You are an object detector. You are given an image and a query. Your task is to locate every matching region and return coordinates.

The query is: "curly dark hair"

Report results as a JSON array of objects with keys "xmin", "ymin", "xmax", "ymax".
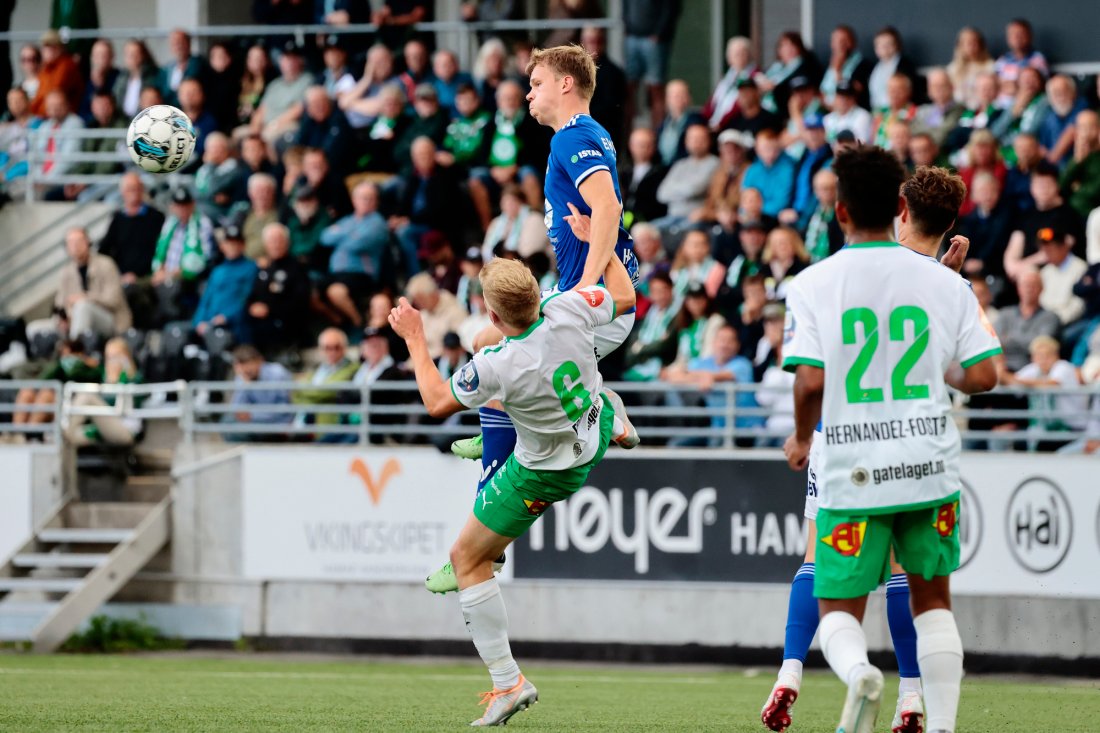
[
  {"xmin": 833, "ymin": 146, "xmax": 907, "ymax": 231},
  {"xmin": 900, "ymin": 166, "xmax": 967, "ymax": 237}
]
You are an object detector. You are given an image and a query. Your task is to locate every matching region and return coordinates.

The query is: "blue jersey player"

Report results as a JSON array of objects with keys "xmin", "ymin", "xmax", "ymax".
[{"xmin": 425, "ymin": 45, "xmax": 640, "ymax": 595}]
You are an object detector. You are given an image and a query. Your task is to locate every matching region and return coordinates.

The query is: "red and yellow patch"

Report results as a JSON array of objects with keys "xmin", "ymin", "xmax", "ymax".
[
  {"xmin": 933, "ymin": 501, "xmax": 958, "ymax": 537},
  {"xmin": 821, "ymin": 521, "xmax": 867, "ymax": 557},
  {"xmin": 523, "ymin": 498, "xmax": 551, "ymax": 516}
]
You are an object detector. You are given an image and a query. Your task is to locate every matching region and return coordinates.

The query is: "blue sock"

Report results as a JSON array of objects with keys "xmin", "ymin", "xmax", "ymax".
[
  {"xmin": 886, "ymin": 573, "xmax": 921, "ymax": 679},
  {"xmin": 477, "ymin": 407, "xmax": 515, "ymax": 495},
  {"xmin": 783, "ymin": 562, "xmax": 819, "ymax": 663}
]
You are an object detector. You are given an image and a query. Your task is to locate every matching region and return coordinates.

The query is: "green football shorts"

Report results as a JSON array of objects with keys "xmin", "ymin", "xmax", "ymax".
[
  {"xmin": 813, "ymin": 492, "xmax": 962, "ymax": 600},
  {"xmin": 472, "ymin": 394, "xmax": 615, "ymax": 538}
]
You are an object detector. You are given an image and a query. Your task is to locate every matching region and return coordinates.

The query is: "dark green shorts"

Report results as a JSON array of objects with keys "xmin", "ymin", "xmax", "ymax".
[
  {"xmin": 814, "ymin": 493, "xmax": 961, "ymax": 599},
  {"xmin": 472, "ymin": 395, "xmax": 615, "ymax": 538}
]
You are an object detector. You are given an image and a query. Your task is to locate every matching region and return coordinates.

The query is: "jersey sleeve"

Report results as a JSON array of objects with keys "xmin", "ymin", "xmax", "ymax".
[
  {"xmin": 781, "ymin": 277, "xmax": 825, "ymax": 372},
  {"xmin": 543, "ymin": 287, "xmax": 616, "ymax": 329},
  {"xmin": 954, "ymin": 285, "xmax": 1003, "ymax": 368},
  {"xmin": 449, "ymin": 349, "xmax": 502, "ymax": 409},
  {"xmin": 555, "ymin": 127, "xmax": 612, "ymax": 189}
]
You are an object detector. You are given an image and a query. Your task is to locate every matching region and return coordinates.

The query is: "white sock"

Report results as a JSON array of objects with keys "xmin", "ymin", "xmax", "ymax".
[
  {"xmin": 819, "ymin": 611, "xmax": 871, "ymax": 687},
  {"xmin": 898, "ymin": 676, "xmax": 923, "ymax": 696},
  {"xmin": 914, "ymin": 609, "xmax": 963, "ymax": 733},
  {"xmin": 459, "ymin": 577, "xmax": 521, "ymax": 690},
  {"xmin": 778, "ymin": 658, "xmax": 803, "ymax": 681}
]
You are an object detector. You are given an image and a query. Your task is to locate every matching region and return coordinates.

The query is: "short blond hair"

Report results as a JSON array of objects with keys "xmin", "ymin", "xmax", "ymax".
[
  {"xmin": 480, "ymin": 258, "xmax": 540, "ymax": 328},
  {"xmin": 1029, "ymin": 334, "xmax": 1059, "ymax": 355},
  {"xmin": 526, "ymin": 45, "xmax": 597, "ymax": 101}
]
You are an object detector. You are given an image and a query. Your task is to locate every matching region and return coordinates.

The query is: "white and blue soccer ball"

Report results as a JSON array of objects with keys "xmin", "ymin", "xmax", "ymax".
[{"xmin": 126, "ymin": 105, "xmax": 196, "ymax": 173}]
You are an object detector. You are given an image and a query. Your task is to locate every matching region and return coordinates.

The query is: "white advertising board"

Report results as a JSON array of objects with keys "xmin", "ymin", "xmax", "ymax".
[
  {"xmin": 954, "ymin": 453, "xmax": 1100, "ymax": 598},
  {"xmin": 0, "ymin": 448, "xmax": 33, "ymax": 562},
  {"xmin": 241, "ymin": 447, "xmax": 485, "ymax": 582}
]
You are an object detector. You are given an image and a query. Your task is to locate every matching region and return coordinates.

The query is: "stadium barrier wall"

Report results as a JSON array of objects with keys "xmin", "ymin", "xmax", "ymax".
[
  {"xmin": 150, "ymin": 444, "xmax": 1100, "ymax": 665},
  {"xmin": 0, "ymin": 445, "xmax": 64, "ymax": 560}
]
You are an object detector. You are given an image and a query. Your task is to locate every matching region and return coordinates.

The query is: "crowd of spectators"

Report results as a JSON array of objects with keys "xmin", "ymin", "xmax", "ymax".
[{"xmin": 2, "ymin": 8, "xmax": 1099, "ymax": 452}]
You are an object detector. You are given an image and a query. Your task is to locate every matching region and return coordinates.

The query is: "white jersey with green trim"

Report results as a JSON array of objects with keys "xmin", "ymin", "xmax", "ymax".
[
  {"xmin": 450, "ymin": 286, "xmax": 615, "ymax": 471},
  {"xmin": 782, "ymin": 241, "xmax": 1002, "ymax": 513}
]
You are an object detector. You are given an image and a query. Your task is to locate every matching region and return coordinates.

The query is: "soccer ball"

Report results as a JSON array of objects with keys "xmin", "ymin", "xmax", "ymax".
[{"xmin": 126, "ymin": 105, "xmax": 196, "ymax": 173}]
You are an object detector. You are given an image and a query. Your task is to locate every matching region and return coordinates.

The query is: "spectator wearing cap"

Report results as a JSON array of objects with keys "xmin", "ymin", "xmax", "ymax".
[
  {"xmin": 191, "ymin": 225, "xmax": 258, "ymax": 344},
  {"xmin": 391, "ymin": 137, "xmax": 464, "ymax": 276},
  {"xmin": 722, "ymin": 78, "xmax": 782, "ymax": 138},
  {"xmin": 320, "ymin": 37, "xmax": 357, "ymax": 98},
  {"xmin": 655, "ymin": 80, "xmax": 705, "ymax": 167},
  {"xmin": 247, "ymin": 222, "xmax": 312, "ymax": 355},
  {"xmin": 820, "ymin": 25, "xmax": 872, "ymax": 109},
  {"xmin": 98, "ymin": 173, "xmax": 165, "ymax": 325},
  {"xmin": 652, "ymin": 124, "xmax": 719, "ymax": 236},
  {"xmin": 868, "ymin": 27, "xmax": 920, "ymax": 113},
  {"xmin": 741, "ymin": 129, "xmax": 796, "ymax": 220},
  {"xmin": 319, "ymin": 181, "xmax": 389, "ymax": 327},
  {"xmin": 696, "ymin": 129, "xmax": 751, "ymax": 235},
  {"xmin": 619, "ymin": 127, "xmax": 668, "ymax": 227},
  {"xmin": 1004, "ymin": 164, "xmax": 1086, "ymax": 283},
  {"xmin": 704, "ymin": 37, "xmax": 758, "ymax": 132},
  {"xmin": 783, "ymin": 114, "xmax": 832, "ymax": 226},
  {"xmin": 194, "ymin": 132, "xmax": 247, "ymax": 225},
  {"xmin": 393, "ymin": 83, "xmax": 449, "ymax": 176},
  {"xmin": 439, "ymin": 83, "xmax": 492, "ymax": 174},
  {"xmin": 872, "ymin": 73, "xmax": 918, "ymax": 149},
  {"xmin": 30, "ymin": 30, "xmax": 82, "ymax": 117},
  {"xmin": 33, "ymin": 90, "xmax": 84, "ymax": 185},
  {"xmin": 823, "ymin": 80, "xmax": 872, "ymax": 144},
  {"xmin": 1060, "ymin": 110, "xmax": 1100, "ymax": 219},
  {"xmin": 295, "ymin": 86, "xmax": 352, "ymax": 173},
  {"xmin": 1036, "ymin": 227, "xmax": 1088, "ymax": 325},
  {"xmin": 431, "ymin": 49, "xmax": 474, "ymax": 116},
  {"xmin": 226, "ymin": 344, "xmax": 294, "ymax": 441},
  {"xmin": 911, "ymin": 69, "xmax": 964, "ymax": 148},
  {"xmin": 249, "ymin": 41, "xmax": 314, "ymax": 147},
  {"xmin": 405, "ymin": 272, "xmax": 468, "ymax": 359},
  {"xmin": 152, "ymin": 187, "xmax": 216, "ymax": 287},
  {"xmin": 158, "ymin": 29, "xmax": 205, "ymax": 108},
  {"xmin": 480, "ymin": 183, "xmax": 549, "ymax": 261},
  {"xmin": 581, "ymin": 26, "xmax": 627, "ymax": 151},
  {"xmin": 282, "ymin": 184, "xmax": 333, "ymax": 278},
  {"xmin": 435, "ymin": 331, "xmax": 471, "ymax": 380}
]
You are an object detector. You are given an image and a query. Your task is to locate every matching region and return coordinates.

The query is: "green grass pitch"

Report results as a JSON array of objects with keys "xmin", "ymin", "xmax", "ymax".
[{"xmin": 0, "ymin": 654, "xmax": 1095, "ymax": 731}]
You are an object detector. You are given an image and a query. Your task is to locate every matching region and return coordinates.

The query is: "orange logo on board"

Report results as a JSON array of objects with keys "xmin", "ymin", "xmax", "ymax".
[
  {"xmin": 349, "ymin": 457, "xmax": 401, "ymax": 505},
  {"xmin": 821, "ymin": 521, "xmax": 867, "ymax": 556},
  {"xmin": 582, "ymin": 289, "xmax": 605, "ymax": 308},
  {"xmin": 934, "ymin": 501, "xmax": 958, "ymax": 537}
]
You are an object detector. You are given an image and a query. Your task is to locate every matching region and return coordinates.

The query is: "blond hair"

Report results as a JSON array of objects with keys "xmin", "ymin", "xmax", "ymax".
[
  {"xmin": 479, "ymin": 257, "xmax": 540, "ymax": 328},
  {"xmin": 525, "ymin": 45, "xmax": 597, "ymax": 101},
  {"xmin": 763, "ymin": 226, "xmax": 810, "ymax": 263},
  {"xmin": 1029, "ymin": 334, "xmax": 1060, "ymax": 355}
]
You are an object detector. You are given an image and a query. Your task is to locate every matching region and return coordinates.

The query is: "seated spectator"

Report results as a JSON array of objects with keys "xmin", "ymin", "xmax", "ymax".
[
  {"xmin": 970, "ymin": 277, "xmax": 1001, "ymax": 333},
  {"xmin": 1040, "ymin": 75, "xmax": 1087, "ymax": 167},
  {"xmin": 194, "ymin": 132, "xmax": 247, "ymax": 225},
  {"xmin": 394, "ymin": 83, "xmax": 449, "ymax": 176},
  {"xmin": 706, "ymin": 37, "xmax": 757, "ymax": 132},
  {"xmin": 1003, "ymin": 132, "xmax": 1042, "ymax": 214},
  {"xmin": 17, "ymin": 44, "xmax": 41, "ymax": 101},
  {"xmin": 630, "ymin": 222, "xmax": 670, "ymax": 296},
  {"xmin": 455, "ymin": 248, "xmax": 484, "ymax": 314},
  {"xmin": 802, "ymin": 169, "xmax": 844, "ymax": 262},
  {"xmin": 997, "ymin": 269, "xmax": 1061, "ymax": 371},
  {"xmin": 867, "ymin": 26, "xmax": 919, "ymax": 113},
  {"xmin": 78, "ymin": 40, "xmax": 119, "ymax": 121},
  {"xmin": 670, "ymin": 228, "xmax": 720, "ymax": 297},
  {"xmin": 819, "ymin": 25, "xmax": 872, "ymax": 109},
  {"xmin": 248, "ymin": 42, "xmax": 314, "ymax": 148},
  {"xmin": 1004, "ymin": 334, "xmax": 1088, "ymax": 450},
  {"xmin": 439, "ymin": 83, "xmax": 492, "ymax": 174},
  {"xmin": 177, "ymin": 78, "xmax": 218, "ymax": 160},
  {"xmin": 30, "ymin": 30, "xmax": 82, "ymax": 118},
  {"xmin": 319, "ymin": 182, "xmax": 389, "ymax": 328},
  {"xmin": 472, "ymin": 37, "xmax": 508, "ymax": 114},
  {"xmin": 239, "ymin": 133, "xmax": 274, "ymax": 179},
  {"xmin": 434, "ymin": 331, "xmax": 470, "ymax": 380},
  {"xmin": 295, "ymin": 86, "xmax": 352, "ymax": 173},
  {"xmin": 906, "ymin": 131, "xmax": 941, "ymax": 171},
  {"xmin": 1037, "ymin": 227, "xmax": 1088, "ymax": 326},
  {"xmin": 65, "ymin": 337, "xmax": 143, "ymax": 447},
  {"xmin": 282, "ymin": 184, "xmax": 333, "ymax": 278},
  {"xmin": 1060, "ymin": 110, "xmax": 1100, "ymax": 219},
  {"xmin": 755, "ymin": 31, "xmax": 820, "ymax": 117},
  {"xmin": 55, "ymin": 90, "xmax": 126, "ymax": 202},
  {"xmin": 994, "ymin": 18, "xmax": 1049, "ymax": 85},
  {"xmin": 481, "ymin": 184, "xmax": 549, "ymax": 261},
  {"xmin": 365, "ymin": 292, "xmax": 410, "ymax": 362},
  {"xmin": 620, "ymin": 127, "xmax": 668, "ymax": 226},
  {"xmin": 948, "ymin": 71, "xmax": 1001, "ymax": 152},
  {"xmin": 736, "ymin": 188, "xmax": 776, "ymax": 233},
  {"xmin": 396, "ymin": 38, "xmax": 433, "ymax": 101},
  {"xmin": 752, "ymin": 301, "xmax": 787, "ymax": 375},
  {"xmin": 151, "ymin": 188, "xmax": 216, "ymax": 315},
  {"xmin": 1004, "ymin": 165, "xmax": 1086, "ymax": 283},
  {"xmin": 205, "ymin": 42, "xmax": 241, "ymax": 134},
  {"xmin": 911, "ymin": 68, "xmax": 964, "ymax": 148},
  {"xmin": 623, "ymin": 271, "xmax": 678, "ymax": 381},
  {"xmin": 723, "ymin": 273, "xmax": 768, "ymax": 357},
  {"xmin": 823, "ymin": 80, "xmax": 872, "ymax": 144},
  {"xmin": 338, "ymin": 43, "xmax": 398, "ymax": 129},
  {"xmin": 947, "ymin": 27, "xmax": 995, "ymax": 110},
  {"xmin": 232, "ymin": 173, "xmax": 280, "ymax": 261},
  {"xmin": 754, "ymin": 306, "xmax": 796, "ymax": 444},
  {"xmin": 248, "ymin": 222, "xmax": 312, "ymax": 356},
  {"xmin": 957, "ymin": 172, "xmax": 1014, "ymax": 279},
  {"xmin": 467, "ymin": 80, "xmax": 548, "ymax": 230},
  {"xmin": 779, "ymin": 76, "xmax": 825, "ymax": 160},
  {"xmin": 158, "ymin": 29, "xmax": 204, "ymax": 108},
  {"xmin": 391, "ymin": 138, "xmax": 464, "ymax": 276},
  {"xmin": 34, "ymin": 227, "xmax": 131, "ymax": 342},
  {"xmin": 653, "ymin": 124, "xmax": 720, "ymax": 235},
  {"xmin": 1070, "ymin": 257, "xmax": 1100, "ymax": 364},
  {"xmin": 319, "ymin": 37, "xmax": 356, "ymax": 99},
  {"xmin": 872, "ymin": 73, "xmax": 918, "ymax": 148},
  {"xmin": 13, "ymin": 339, "xmax": 100, "ymax": 434},
  {"xmin": 695, "ymin": 129, "xmax": 752, "ymax": 234},
  {"xmin": 990, "ymin": 66, "xmax": 1047, "ymax": 147},
  {"xmin": 714, "ymin": 219, "xmax": 768, "ymax": 317},
  {"xmin": 192, "ymin": 226, "xmax": 258, "ymax": 344},
  {"xmin": 656, "ymin": 80, "xmax": 705, "ymax": 167},
  {"xmin": 431, "ymin": 49, "xmax": 474, "ymax": 116},
  {"xmin": 0, "ymin": 87, "xmax": 42, "ymax": 189},
  {"xmin": 761, "ymin": 226, "xmax": 808, "ymax": 301},
  {"xmin": 34, "ymin": 91, "xmax": 84, "ymax": 190},
  {"xmin": 405, "ymin": 272, "xmax": 468, "ymax": 359},
  {"xmin": 783, "ymin": 115, "xmax": 832, "ymax": 225},
  {"xmin": 1056, "ymin": 361, "xmax": 1100, "ymax": 455},
  {"xmin": 958, "ymin": 129, "xmax": 1007, "ymax": 216},
  {"xmin": 293, "ymin": 328, "xmax": 359, "ymax": 434},
  {"xmin": 98, "ymin": 173, "xmax": 165, "ymax": 327},
  {"xmin": 722, "ymin": 78, "xmax": 782, "ymax": 137},
  {"xmin": 741, "ymin": 129, "xmax": 796, "ymax": 220},
  {"xmin": 667, "ymin": 285, "xmax": 725, "ymax": 369},
  {"xmin": 357, "ymin": 83, "xmax": 411, "ymax": 173},
  {"xmin": 294, "ymin": 147, "xmax": 352, "ymax": 220},
  {"xmin": 226, "ymin": 344, "xmax": 294, "ymax": 441},
  {"xmin": 355, "ymin": 326, "xmax": 406, "ymax": 385},
  {"xmin": 112, "ymin": 40, "xmax": 157, "ymax": 119}
]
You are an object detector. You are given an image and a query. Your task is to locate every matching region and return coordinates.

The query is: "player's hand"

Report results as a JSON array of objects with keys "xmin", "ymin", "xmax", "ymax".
[
  {"xmin": 939, "ymin": 235, "xmax": 970, "ymax": 273},
  {"xmin": 783, "ymin": 434, "xmax": 811, "ymax": 471},
  {"xmin": 563, "ymin": 202, "xmax": 592, "ymax": 243},
  {"xmin": 388, "ymin": 297, "xmax": 424, "ymax": 340}
]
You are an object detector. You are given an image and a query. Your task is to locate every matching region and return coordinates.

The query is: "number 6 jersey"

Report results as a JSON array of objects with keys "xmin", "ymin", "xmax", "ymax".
[
  {"xmin": 782, "ymin": 242, "xmax": 1002, "ymax": 513},
  {"xmin": 450, "ymin": 286, "xmax": 616, "ymax": 471}
]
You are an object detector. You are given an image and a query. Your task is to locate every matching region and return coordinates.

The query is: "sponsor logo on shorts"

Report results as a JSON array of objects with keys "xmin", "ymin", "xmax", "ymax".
[
  {"xmin": 1006, "ymin": 477, "xmax": 1072, "ymax": 573},
  {"xmin": 933, "ymin": 501, "xmax": 959, "ymax": 537},
  {"xmin": 524, "ymin": 498, "xmax": 551, "ymax": 516},
  {"xmin": 348, "ymin": 457, "xmax": 401, "ymax": 505},
  {"xmin": 821, "ymin": 520, "xmax": 866, "ymax": 557},
  {"xmin": 582, "ymin": 289, "xmax": 605, "ymax": 308}
]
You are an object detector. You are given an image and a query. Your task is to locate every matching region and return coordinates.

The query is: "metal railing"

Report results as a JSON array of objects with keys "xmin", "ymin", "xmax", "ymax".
[
  {"xmin": 42, "ymin": 378, "xmax": 1099, "ymax": 451},
  {"xmin": 0, "ymin": 380, "xmax": 63, "ymax": 443}
]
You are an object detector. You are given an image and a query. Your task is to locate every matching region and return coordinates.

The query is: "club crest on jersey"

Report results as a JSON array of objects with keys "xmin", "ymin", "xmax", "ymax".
[
  {"xmin": 934, "ymin": 501, "xmax": 959, "ymax": 537},
  {"xmin": 822, "ymin": 520, "xmax": 867, "ymax": 556},
  {"xmin": 457, "ymin": 362, "xmax": 479, "ymax": 393},
  {"xmin": 524, "ymin": 498, "xmax": 551, "ymax": 516},
  {"xmin": 582, "ymin": 289, "xmax": 605, "ymax": 308}
]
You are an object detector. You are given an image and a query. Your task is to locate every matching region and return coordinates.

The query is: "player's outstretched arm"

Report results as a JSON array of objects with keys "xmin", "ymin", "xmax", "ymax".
[
  {"xmin": 575, "ymin": 170, "xmax": 623, "ymax": 289},
  {"xmin": 784, "ymin": 365, "xmax": 824, "ymax": 470},
  {"xmin": 602, "ymin": 251, "xmax": 637, "ymax": 317},
  {"xmin": 389, "ymin": 298, "xmax": 465, "ymax": 418}
]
